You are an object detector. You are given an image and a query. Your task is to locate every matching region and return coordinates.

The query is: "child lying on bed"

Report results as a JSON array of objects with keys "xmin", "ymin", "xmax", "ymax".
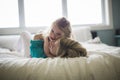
[{"xmin": 30, "ymin": 33, "xmax": 87, "ymax": 58}]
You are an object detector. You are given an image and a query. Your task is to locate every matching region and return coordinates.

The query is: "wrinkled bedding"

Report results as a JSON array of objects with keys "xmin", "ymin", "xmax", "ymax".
[
  {"xmin": 81, "ymin": 42, "xmax": 120, "ymax": 56},
  {"xmin": 0, "ymin": 43, "xmax": 120, "ymax": 80}
]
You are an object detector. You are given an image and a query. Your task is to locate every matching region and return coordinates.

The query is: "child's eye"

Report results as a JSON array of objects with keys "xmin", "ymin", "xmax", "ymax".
[
  {"xmin": 51, "ymin": 29, "xmax": 54, "ymax": 33},
  {"xmin": 56, "ymin": 33, "xmax": 61, "ymax": 36}
]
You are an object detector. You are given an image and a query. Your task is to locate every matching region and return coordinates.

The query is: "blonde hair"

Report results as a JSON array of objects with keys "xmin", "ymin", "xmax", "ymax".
[
  {"xmin": 57, "ymin": 38, "xmax": 87, "ymax": 58},
  {"xmin": 49, "ymin": 17, "xmax": 72, "ymax": 38},
  {"xmin": 36, "ymin": 17, "xmax": 73, "ymax": 39}
]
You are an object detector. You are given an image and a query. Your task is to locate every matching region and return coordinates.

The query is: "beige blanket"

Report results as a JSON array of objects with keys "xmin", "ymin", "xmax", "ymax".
[{"xmin": 0, "ymin": 52, "xmax": 120, "ymax": 80}]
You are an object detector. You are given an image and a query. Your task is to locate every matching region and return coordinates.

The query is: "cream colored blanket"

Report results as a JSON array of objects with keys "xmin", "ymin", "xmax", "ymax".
[{"xmin": 0, "ymin": 52, "xmax": 120, "ymax": 80}]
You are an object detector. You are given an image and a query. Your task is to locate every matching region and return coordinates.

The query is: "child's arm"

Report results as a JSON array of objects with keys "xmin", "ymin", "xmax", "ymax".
[
  {"xmin": 33, "ymin": 33, "xmax": 55, "ymax": 57},
  {"xmin": 34, "ymin": 33, "xmax": 44, "ymax": 40},
  {"xmin": 44, "ymin": 36, "xmax": 55, "ymax": 57}
]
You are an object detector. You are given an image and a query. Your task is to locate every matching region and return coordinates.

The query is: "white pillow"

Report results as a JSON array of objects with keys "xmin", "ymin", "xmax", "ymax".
[
  {"xmin": 72, "ymin": 27, "xmax": 92, "ymax": 42},
  {"xmin": 17, "ymin": 31, "xmax": 32, "ymax": 57},
  {"xmin": 0, "ymin": 35, "xmax": 20, "ymax": 51},
  {"xmin": 86, "ymin": 37, "xmax": 102, "ymax": 44}
]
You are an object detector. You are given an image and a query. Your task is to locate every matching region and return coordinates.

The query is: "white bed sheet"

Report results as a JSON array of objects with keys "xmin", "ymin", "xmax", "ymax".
[
  {"xmin": 0, "ymin": 53, "xmax": 120, "ymax": 80},
  {"xmin": 81, "ymin": 42, "xmax": 120, "ymax": 56},
  {"xmin": 0, "ymin": 43, "xmax": 120, "ymax": 80},
  {"xmin": 0, "ymin": 48, "xmax": 24, "ymax": 58}
]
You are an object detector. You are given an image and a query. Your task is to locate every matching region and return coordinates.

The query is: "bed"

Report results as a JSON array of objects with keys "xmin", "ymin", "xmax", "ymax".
[{"xmin": 0, "ymin": 27, "xmax": 120, "ymax": 80}]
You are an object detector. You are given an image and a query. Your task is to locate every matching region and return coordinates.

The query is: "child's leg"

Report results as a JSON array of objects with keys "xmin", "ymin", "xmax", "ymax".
[{"xmin": 20, "ymin": 31, "xmax": 32, "ymax": 57}]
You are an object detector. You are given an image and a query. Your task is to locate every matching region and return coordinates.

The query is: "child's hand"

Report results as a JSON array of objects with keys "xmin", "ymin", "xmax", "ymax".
[{"xmin": 44, "ymin": 36, "xmax": 56, "ymax": 57}]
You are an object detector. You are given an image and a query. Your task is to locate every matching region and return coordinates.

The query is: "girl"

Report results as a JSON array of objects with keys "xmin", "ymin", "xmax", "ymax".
[{"xmin": 30, "ymin": 17, "xmax": 73, "ymax": 58}]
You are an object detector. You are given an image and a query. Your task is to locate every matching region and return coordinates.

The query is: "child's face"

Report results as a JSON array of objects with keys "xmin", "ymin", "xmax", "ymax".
[
  {"xmin": 49, "ymin": 39, "xmax": 60, "ymax": 56},
  {"xmin": 49, "ymin": 25, "xmax": 64, "ymax": 41}
]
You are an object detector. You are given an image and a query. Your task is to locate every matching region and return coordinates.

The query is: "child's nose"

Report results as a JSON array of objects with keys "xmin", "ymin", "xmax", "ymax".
[{"xmin": 51, "ymin": 34, "xmax": 56, "ymax": 40}]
